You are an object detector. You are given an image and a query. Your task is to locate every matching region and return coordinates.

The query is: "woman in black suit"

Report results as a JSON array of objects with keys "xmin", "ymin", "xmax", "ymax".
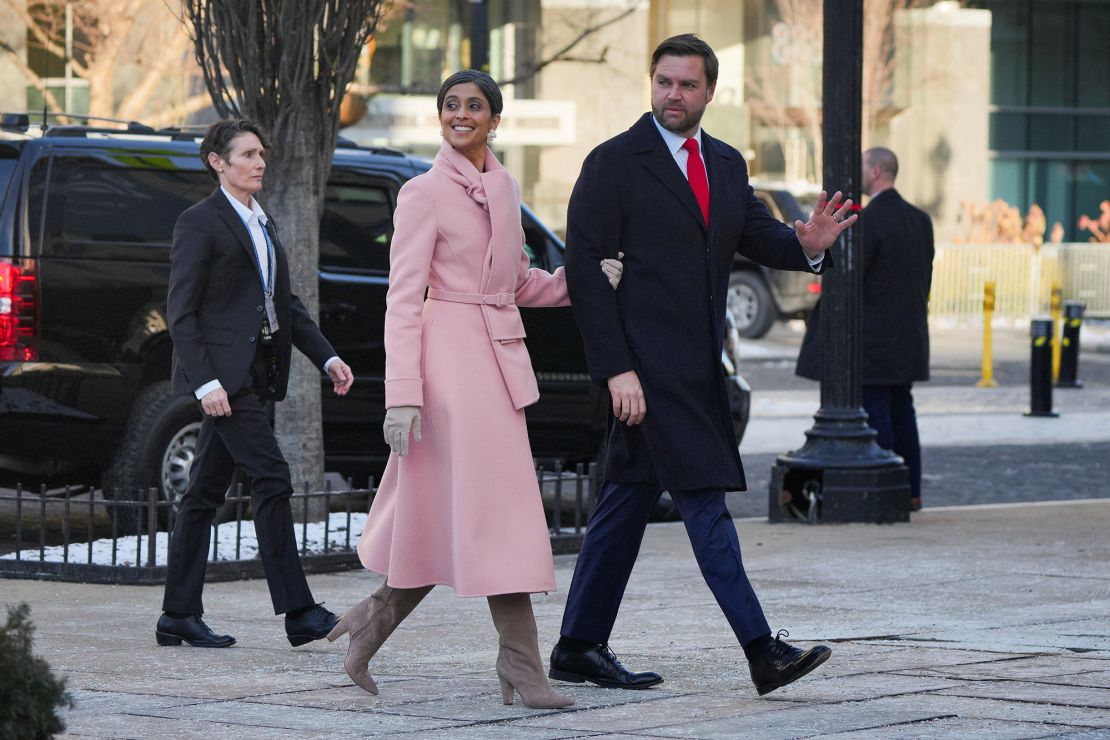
[{"xmin": 156, "ymin": 119, "xmax": 354, "ymax": 650}]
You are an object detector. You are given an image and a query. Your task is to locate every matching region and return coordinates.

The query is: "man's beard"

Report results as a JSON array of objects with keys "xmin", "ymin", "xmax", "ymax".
[{"xmin": 652, "ymin": 103, "xmax": 707, "ymax": 135}]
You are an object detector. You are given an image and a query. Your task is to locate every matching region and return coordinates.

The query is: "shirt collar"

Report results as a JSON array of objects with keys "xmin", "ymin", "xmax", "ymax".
[
  {"xmin": 651, "ymin": 115, "xmax": 703, "ymax": 157},
  {"xmin": 220, "ymin": 186, "xmax": 268, "ymax": 226}
]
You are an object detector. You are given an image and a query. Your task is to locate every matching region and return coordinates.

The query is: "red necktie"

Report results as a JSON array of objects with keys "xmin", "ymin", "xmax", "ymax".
[{"xmin": 682, "ymin": 138, "xmax": 709, "ymax": 225}]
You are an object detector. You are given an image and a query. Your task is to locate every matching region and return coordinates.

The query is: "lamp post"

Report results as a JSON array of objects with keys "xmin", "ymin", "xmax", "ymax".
[{"xmin": 768, "ymin": 0, "xmax": 911, "ymax": 524}]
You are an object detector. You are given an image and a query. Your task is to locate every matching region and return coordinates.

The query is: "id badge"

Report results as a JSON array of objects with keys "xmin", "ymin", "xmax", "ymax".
[{"xmin": 264, "ymin": 293, "xmax": 280, "ymax": 333}]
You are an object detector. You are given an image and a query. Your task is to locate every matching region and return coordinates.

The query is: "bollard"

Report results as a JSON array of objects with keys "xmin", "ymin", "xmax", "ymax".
[
  {"xmin": 1050, "ymin": 283, "xmax": 1062, "ymax": 382},
  {"xmin": 1057, "ymin": 301, "xmax": 1085, "ymax": 388},
  {"xmin": 1026, "ymin": 318, "xmax": 1059, "ymax": 418},
  {"xmin": 977, "ymin": 281, "xmax": 997, "ymax": 387}
]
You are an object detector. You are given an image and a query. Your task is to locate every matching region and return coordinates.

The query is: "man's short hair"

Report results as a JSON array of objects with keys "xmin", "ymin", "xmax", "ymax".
[
  {"xmin": 864, "ymin": 147, "xmax": 899, "ymax": 181},
  {"xmin": 650, "ymin": 33, "xmax": 719, "ymax": 88},
  {"xmin": 199, "ymin": 119, "xmax": 270, "ymax": 182}
]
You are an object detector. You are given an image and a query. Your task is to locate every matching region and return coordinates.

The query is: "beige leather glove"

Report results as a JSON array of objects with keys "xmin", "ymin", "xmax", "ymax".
[
  {"xmin": 601, "ymin": 251, "xmax": 625, "ymax": 290},
  {"xmin": 383, "ymin": 406, "xmax": 421, "ymax": 456}
]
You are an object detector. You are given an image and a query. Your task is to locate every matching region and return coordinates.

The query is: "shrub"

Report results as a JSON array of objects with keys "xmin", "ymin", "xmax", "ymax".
[{"xmin": 0, "ymin": 603, "xmax": 74, "ymax": 740}]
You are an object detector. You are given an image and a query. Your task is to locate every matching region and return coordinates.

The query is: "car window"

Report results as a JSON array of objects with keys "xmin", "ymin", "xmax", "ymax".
[
  {"xmin": 41, "ymin": 157, "xmax": 209, "ymax": 252},
  {"xmin": 0, "ymin": 143, "xmax": 20, "ymax": 205},
  {"xmin": 320, "ymin": 176, "xmax": 393, "ymax": 273}
]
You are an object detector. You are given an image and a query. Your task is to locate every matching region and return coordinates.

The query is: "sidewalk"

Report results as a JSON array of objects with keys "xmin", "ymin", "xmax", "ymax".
[{"xmin": 6, "ymin": 499, "xmax": 1109, "ymax": 738}]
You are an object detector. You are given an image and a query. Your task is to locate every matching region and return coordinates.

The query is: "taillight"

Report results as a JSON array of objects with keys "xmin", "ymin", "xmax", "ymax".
[{"xmin": 0, "ymin": 260, "xmax": 38, "ymax": 361}]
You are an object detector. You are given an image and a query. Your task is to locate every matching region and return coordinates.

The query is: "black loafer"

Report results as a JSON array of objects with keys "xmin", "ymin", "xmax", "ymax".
[
  {"xmin": 748, "ymin": 630, "xmax": 831, "ymax": 696},
  {"xmin": 549, "ymin": 643, "xmax": 663, "ymax": 689},
  {"xmin": 155, "ymin": 614, "xmax": 236, "ymax": 648},
  {"xmin": 285, "ymin": 603, "xmax": 339, "ymax": 647}
]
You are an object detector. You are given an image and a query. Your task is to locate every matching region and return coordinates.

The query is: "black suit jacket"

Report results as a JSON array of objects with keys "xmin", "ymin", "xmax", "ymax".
[
  {"xmin": 565, "ymin": 113, "xmax": 828, "ymax": 491},
  {"xmin": 167, "ymin": 188, "xmax": 335, "ymax": 401},
  {"xmin": 796, "ymin": 188, "xmax": 934, "ymax": 385}
]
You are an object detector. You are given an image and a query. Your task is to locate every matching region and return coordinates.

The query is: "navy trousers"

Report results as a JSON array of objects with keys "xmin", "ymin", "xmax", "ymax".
[
  {"xmin": 560, "ymin": 480, "xmax": 770, "ymax": 647},
  {"xmin": 862, "ymin": 383, "xmax": 922, "ymax": 499}
]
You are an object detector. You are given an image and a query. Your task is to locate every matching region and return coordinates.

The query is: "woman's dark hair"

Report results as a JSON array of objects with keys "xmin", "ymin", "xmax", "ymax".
[
  {"xmin": 199, "ymin": 119, "xmax": 270, "ymax": 182},
  {"xmin": 650, "ymin": 33, "xmax": 719, "ymax": 88},
  {"xmin": 436, "ymin": 70, "xmax": 503, "ymax": 116}
]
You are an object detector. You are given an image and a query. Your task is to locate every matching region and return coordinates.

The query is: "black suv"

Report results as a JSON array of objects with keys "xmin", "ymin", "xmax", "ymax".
[{"xmin": 0, "ymin": 118, "xmax": 749, "ymax": 508}]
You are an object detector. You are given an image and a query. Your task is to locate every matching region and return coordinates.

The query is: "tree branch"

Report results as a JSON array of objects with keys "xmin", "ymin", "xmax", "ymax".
[
  {"xmin": 498, "ymin": 4, "xmax": 636, "ymax": 88},
  {"xmin": 0, "ymin": 38, "xmax": 66, "ymax": 116}
]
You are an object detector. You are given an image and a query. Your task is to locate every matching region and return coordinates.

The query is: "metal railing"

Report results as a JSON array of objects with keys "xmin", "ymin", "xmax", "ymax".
[
  {"xmin": 930, "ymin": 242, "xmax": 1110, "ymax": 319},
  {"xmin": 0, "ymin": 462, "xmax": 599, "ymax": 584}
]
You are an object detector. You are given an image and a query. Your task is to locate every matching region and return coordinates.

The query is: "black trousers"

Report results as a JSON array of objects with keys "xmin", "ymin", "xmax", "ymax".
[
  {"xmin": 862, "ymin": 383, "xmax": 922, "ymax": 500},
  {"xmin": 161, "ymin": 346, "xmax": 314, "ymax": 616},
  {"xmin": 560, "ymin": 480, "xmax": 771, "ymax": 647}
]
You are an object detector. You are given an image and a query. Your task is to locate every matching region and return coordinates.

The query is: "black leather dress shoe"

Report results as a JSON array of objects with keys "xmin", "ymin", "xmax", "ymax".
[
  {"xmin": 155, "ymin": 614, "xmax": 236, "ymax": 648},
  {"xmin": 549, "ymin": 643, "xmax": 664, "ymax": 689},
  {"xmin": 748, "ymin": 631, "xmax": 831, "ymax": 696},
  {"xmin": 285, "ymin": 604, "xmax": 339, "ymax": 647}
]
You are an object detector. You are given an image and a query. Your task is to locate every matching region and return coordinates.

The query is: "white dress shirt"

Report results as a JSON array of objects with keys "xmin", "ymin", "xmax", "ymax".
[
  {"xmin": 193, "ymin": 189, "xmax": 339, "ymax": 399},
  {"xmin": 650, "ymin": 116, "xmax": 823, "ymax": 270}
]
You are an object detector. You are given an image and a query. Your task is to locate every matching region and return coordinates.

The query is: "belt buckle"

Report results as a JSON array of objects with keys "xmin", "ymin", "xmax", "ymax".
[{"xmin": 496, "ymin": 293, "xmax": 511, "ymax": 307}]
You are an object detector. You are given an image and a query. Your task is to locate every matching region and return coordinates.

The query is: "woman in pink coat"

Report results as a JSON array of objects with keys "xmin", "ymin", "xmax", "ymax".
[{"xmin": 327, "ymin": 71, "xmax": 622, "ymax": 709}]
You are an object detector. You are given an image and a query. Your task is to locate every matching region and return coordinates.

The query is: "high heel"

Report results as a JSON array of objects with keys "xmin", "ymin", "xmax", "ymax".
[
  {"xmin": 499, "ymin": 675, "xmax": 515, "ymax": 705},
  {"xmin": 333, "ymin": 583, "xmax": 432, "ymax": 696},
  {"xmin": 326, "ymin": 615, "xmax": 348, "ymax": 642},
  {"xmin": 487, "ymin": 593, "xmax": 574, "ymax": 709}
]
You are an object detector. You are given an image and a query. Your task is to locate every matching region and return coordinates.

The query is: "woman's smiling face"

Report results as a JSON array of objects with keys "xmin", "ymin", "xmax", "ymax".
[{"xmin": 439, "ymin": 82, "xmax": 500, "ymax": 157}]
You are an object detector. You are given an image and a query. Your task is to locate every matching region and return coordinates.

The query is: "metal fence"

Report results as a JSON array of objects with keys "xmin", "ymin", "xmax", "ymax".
[
  {"xmin": 0, "ymin": 462, "xmax": 599, "ymax": 584},
  {"xmin": 930, "ymin": 242, "xmax": 1110, "ymax": 319}
]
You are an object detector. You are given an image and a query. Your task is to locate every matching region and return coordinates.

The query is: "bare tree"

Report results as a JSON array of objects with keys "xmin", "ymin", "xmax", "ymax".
[
  {"xmin": 746, "ymin": 0, "xmax": 920, "ymax": 182},
  {"xmin": 182, "ymin": 0, "xmax": 385, "ymax": 499},
  {"xmin": 0, "ymin": 0, "xmax": 210, "ymax": 126}
]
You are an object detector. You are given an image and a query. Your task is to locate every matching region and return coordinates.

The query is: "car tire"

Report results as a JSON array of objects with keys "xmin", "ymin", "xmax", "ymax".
[
  {"xmin": 102, "ymin": 380, "xmax": 238, "ymax": 532},
  {"xmin": 728, "ymin": 271, "xmax": 776, "ymax": 339}
]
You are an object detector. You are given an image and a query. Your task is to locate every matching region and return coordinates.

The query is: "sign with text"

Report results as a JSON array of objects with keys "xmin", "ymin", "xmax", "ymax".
[{"xmin": 345, "ymin": 95, "xmax": 577, "ymax": 147}]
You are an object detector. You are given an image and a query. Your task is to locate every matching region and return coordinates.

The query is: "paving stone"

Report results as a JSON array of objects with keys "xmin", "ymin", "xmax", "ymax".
[
  {"xmin": 127, "ymin": 698, "xmax": 467, "ymax": 735},
  {"xmin": 512, "ymin": 691, "xmax": 782, "ymax": 733},
  {"xmin": 853, "ymin": 694, "xmax": 1110, "ymax": 729},
  {"xmin": 933, "ymin": 680, "xmax": 1110, "ymax": 710},
  {"xmin": 825, "ymin": 716, "xmax": 1096, "ymax": 739}
]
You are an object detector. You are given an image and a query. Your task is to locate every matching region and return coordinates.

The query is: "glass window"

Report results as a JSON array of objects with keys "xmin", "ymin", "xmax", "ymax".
[
  {"xmin": 1028, "ymin": 5, "xmax": 1072, "ymax": 107},
  {"xmin": 1074, "ymin": 162, "xmax": 1110, "ymax": 239},
  {"xmin": 1077, "ymin": 4, "xmax": 1110, "ymax": 107},
  {"xmin": 1028, "ymin": 114, "xmax": 1075, "ymax": 152},
  {"xmin": 319, "ymin": 177, "xmax": 393, "ymax": 273},
  {"xmin": 0, "ymin": 144, "xmax": 20, "ymax": 205},
  {"xmin": 990, "ymin": 159, "xmax": 1025, "ymax": 213},
  {"xmin": 41, "ymin": 158, "xmax": 209, "ymax": 251},
  {"xmin": 983, "ymin": 1, "xmax": 1029, "ymax": 107}
]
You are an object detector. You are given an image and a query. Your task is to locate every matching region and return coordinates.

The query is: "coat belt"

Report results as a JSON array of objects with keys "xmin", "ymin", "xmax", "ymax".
[{"xmin": 427, "ymin": 288, "xmax": 515, "ymax": 306}]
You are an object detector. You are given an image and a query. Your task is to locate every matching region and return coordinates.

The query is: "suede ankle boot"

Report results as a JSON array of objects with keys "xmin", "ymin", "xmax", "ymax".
[
  {"xmin": 327, "ymin": 582, "xmax": 432, "ymax": 695},
  {"xmin": 487, "ymin": 593, "xmax": 574, "ymax": 709}
]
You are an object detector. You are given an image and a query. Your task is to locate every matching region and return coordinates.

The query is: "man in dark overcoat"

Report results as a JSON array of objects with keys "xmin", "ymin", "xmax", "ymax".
[
  {"xmin": 552, "ymin": 34, "xmax": 854, "ymax": 697},
  {"xmin": 797, "ymin": 147, "xmax": 934, "ymax": 511},
  {"xmin": 156, "ymin": 119, "xmax": 353, "ymax": 649}
]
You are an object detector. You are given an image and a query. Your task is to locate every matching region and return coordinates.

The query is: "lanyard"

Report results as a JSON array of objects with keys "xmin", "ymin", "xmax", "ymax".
[{"xmin": 256, "ymin": 218, "xmax": 276, "ymax": 296}]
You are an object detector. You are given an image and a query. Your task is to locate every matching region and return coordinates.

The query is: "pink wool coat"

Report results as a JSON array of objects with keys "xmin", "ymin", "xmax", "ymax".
[{"xmin": 356, "ymin": 141, "xmax": 570, "ymax": 596}]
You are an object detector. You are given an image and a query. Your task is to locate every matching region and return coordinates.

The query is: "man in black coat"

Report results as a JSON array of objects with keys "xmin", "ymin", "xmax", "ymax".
[
  {"xmin": 797, "ymin": 147, "xmax": 934, "ymax": 511},
  {"xmin": 552, "ymin": 34, "xmax": 853, "ymax": 697},
  {"xmin": 156, "ymin": 119, "xmax": 354, "ymax": 649}
]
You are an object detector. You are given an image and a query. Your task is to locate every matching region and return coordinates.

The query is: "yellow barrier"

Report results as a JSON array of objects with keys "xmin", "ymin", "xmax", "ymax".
[
  {"xmin": 1050, "ymin": 282, "xmax": 1062, "ymax": 382},
  {"xmin": 929, "ymin": 243, "xmax": 1110, "ymax": 319},
  {"xmin": 977, "ymin": 281, "xmax": 997, "ymax": 387}
]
